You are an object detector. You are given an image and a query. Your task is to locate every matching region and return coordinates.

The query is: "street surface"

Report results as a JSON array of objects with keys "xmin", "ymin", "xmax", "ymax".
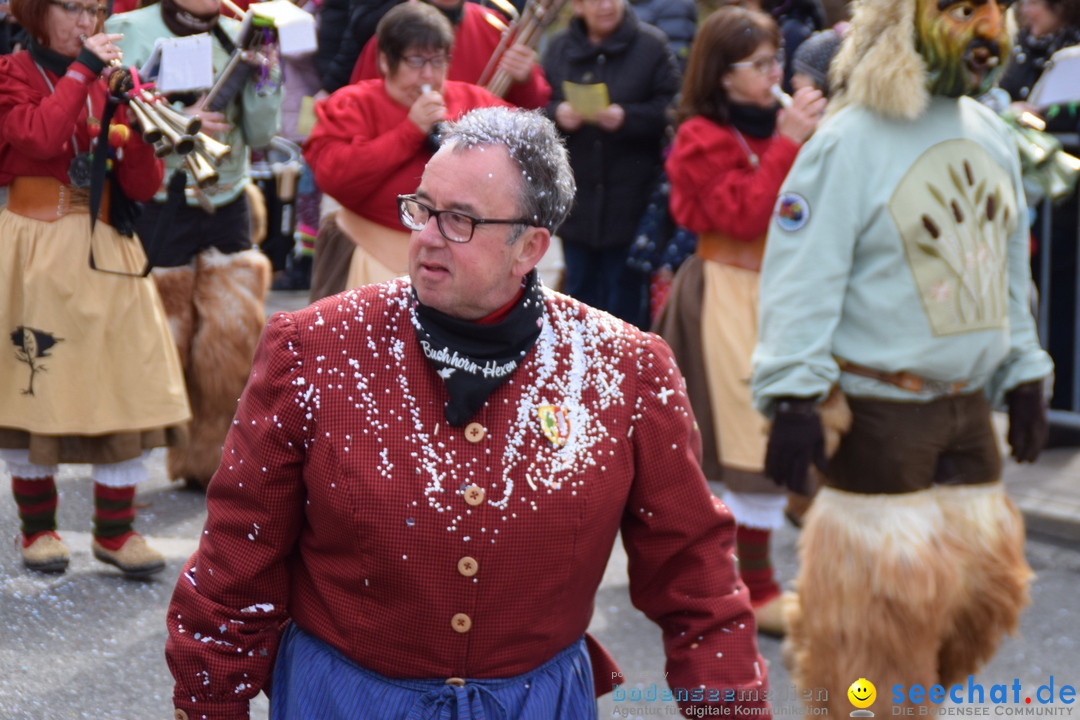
[{"xmin": 1, "ymin": 455, "xmax": 1078, "ymax": 719}]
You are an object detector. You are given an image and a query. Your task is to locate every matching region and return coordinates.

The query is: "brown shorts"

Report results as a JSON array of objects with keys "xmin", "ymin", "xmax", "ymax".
[{"xmin": 824, "ymin": 392, "xmax": 1002, "ymax": 495}]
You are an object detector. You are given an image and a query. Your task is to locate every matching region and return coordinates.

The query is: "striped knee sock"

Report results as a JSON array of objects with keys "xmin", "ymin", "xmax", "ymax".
[
  {"xmin": 736, "ymin": 525, "xmax": 780, "ymax": 606},
  {"xmin": 93, "ymin": 483, "xmax": 137, "ymax": 551},
  {"xmin": 12, "ymin": 476, "xmax": 59, "ymax": 545}
]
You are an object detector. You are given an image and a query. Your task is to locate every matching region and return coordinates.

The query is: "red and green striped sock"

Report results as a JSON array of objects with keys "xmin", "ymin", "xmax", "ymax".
[
  {"xmin": 12, "ymin": 476, "xmax": 58, "ymax": 545},
  {"xmin": 92, "ymin": 483, "xmax": 137, "ymax": 551},
  {"xmin": 736, "ymin": 524, "xmax": 781, "ymax": 607}
]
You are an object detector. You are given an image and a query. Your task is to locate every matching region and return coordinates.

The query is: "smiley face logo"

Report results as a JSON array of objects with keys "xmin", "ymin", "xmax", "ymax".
[{"xmin": 848, "ymin": 678, "xmax": 876, "ymax": 709}]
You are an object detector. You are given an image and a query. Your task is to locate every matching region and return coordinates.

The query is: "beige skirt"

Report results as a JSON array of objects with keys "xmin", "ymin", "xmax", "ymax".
[
  {"xmin": 338, "ymin": 209, "xmax": 409, "ymax": 290},
  {"xmin": 0, "ymin": 210, "xmax": 190, "ymax": 448},
  {"xmin": 701, "ymin": 260, "xmax": 768, "ymax": 473}
]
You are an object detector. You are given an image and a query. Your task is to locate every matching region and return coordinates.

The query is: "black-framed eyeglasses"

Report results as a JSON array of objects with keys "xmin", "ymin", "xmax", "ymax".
[
  {"xmin": 397, "ymin": 195, "xmax": 532, "ymax": 244},
  {"xmin": 400, "ymin": 54, "xmax": 451, "ymax": 70},
  {"xmin": 50, "ymin": 0, "xmax": 108, "ymax": 19}
]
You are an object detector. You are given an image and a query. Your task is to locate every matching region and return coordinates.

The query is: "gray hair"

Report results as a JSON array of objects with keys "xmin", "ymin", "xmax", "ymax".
[{"xmin": 437, "ymin": 107, "xmax": 576, "ymax": 236}]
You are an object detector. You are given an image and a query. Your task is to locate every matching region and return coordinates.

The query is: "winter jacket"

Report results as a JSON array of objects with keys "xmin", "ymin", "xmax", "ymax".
[{"xmin": 542, "ymin": 11, "xmax": 679, "ymax": 251}]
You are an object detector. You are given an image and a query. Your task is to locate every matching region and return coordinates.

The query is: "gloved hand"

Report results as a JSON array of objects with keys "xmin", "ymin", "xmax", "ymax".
[
  {"xmin": 1006, "ymin": 380, "xmax": 1049, "ymax": 463},
  {"xmin": 764, "ymin": 397, "xmax": 825, "ymax": 496}
]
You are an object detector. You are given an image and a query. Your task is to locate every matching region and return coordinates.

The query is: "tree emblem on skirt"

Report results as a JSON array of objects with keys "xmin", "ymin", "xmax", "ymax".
[{"xmin": 11, "ymin": 326, "xmax": 63, "ymax": 396}]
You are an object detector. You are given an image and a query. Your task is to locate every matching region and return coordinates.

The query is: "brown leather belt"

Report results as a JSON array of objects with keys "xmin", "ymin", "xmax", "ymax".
[
  {"xmin": 695, "ymin": 232, "xmax": 766, "ymax": 272},
  {"xmin": 837, "ymin": 358, "xmax": 968, "ymax": 395},
  {"xmin": 5, "ymin": 176, "xmax": 110, "ymax": 224}
]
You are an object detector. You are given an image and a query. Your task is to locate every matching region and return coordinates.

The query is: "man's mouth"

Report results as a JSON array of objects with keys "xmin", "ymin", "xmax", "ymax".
[{"xmin": 419, "ymin": 260, "xmax": 449, "ymax": 275}]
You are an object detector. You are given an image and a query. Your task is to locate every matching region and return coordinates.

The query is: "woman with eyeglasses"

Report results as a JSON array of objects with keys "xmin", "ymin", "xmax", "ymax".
[
  {"xmin": 654, "ymin": 5, "xmax": 825, "ymax": 637},
  {"xmin": 304, "ymin": 2, "xmax": 510, "ymax": 300},
  {"xmin": 0, "ymin": 0, "xmax": 189, "ymax": 576}
]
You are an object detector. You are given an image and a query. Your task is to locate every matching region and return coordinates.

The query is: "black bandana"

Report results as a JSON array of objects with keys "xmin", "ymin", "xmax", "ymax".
[
  {"xmin": 161, "ymin": 0, "xmax": 220, "ymax": 37},
  {"xmin": 412, "ymin": 271, "xmax": 545, "ymax": 426},
  {"xmin": 729, "ymin": 102, "xmax": 778, "ymax": 139},
  {"xmin": 29, "ymin": 39, "xmax": 73, "ymax": 75}
]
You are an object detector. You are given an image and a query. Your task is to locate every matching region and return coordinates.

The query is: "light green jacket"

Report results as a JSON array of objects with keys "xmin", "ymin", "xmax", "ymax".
[
  {"xmin": 106, "ymin": 6, "xmax": 283, "ymax": 207},
  {"xmin": 752, "ymin": 96, "xmax": 1053, "ymax": 416}
]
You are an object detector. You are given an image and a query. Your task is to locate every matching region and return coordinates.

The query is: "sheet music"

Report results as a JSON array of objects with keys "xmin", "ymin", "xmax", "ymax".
[
  {"xmin": 249, "ymin": 0, "xmax": 317, "ymax": 56},
  {"xmin": 1027, "ymin": 45, "xmax": 1080, "ymax": 108},
  {"xmin": 138, "ymin": 34, "xmax": 214, "ymax": 92},
  {"xmin": 562, "ymin": 81, "xmax": 610, "ymax": 119}
]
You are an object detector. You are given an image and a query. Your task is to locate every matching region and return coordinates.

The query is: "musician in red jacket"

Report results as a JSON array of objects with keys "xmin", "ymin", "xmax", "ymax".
[
  {"xmin": 166, "ymin": 106, "xmax": 769, "ymax": 720},
  {"xmin": 305, "ymin": 2, "xmax": 510, "ymax": 299},
  {"xmin": 348, "ymin": 0, "xmax": 550, "ymax": 109},
  {"xmin": 0, "ymin": 0, "xmax": 189, "ymax": 576}
]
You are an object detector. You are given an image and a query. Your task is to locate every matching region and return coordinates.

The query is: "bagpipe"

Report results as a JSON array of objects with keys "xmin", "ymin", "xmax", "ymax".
[
  {"xmin": 105, "ymin": 63, "xmax": 231, "ymax": 188},
  {"xmin": 93, "ymin": 0, "xmax": 312, "ymax": 188}
]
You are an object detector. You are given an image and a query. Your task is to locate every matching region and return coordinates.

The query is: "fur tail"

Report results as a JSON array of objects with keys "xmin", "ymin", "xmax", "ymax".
[
  {"xmin": 786, "ymin": 487, "xmax": 958, "ymax": 716},
  {"xmin": 170, "ymin": 248, "xmax": 271, "ymax": 486}
]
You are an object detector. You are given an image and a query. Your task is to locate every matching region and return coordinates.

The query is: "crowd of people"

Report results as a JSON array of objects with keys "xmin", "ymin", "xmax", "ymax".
[{"xmin": 1, "ymin": 0, "xmax": 1079, "ymax": 717}]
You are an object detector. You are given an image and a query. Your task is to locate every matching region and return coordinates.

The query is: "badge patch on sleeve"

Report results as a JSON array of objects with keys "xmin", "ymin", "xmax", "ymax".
[{"xmin": 774, "ymin": 193, "xmax": 810, "ymax": 232}]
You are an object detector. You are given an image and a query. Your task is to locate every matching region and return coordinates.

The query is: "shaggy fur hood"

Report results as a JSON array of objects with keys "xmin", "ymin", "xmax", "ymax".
[{"xmin": 828, "ymin": 0, "xmax": 930, "ymax": 120}]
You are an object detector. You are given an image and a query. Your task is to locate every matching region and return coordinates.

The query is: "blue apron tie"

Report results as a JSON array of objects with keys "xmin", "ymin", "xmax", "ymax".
[{"xmin": 406, "ymin": 682, "xmax": 510, "ymax": 720}]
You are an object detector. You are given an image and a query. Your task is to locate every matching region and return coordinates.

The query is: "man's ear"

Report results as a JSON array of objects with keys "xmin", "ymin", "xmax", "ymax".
[
  {"xmin": 512, "ymin": 226, "xmax": 551, "ymax": 279},
  {"xmin": 377, "ymin": 51, "xmax": 390, "ymax": 79}
]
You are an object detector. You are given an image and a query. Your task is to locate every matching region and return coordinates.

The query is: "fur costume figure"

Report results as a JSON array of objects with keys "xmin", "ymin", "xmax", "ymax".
[
  {"xmin": 785, "ymin": 483, "xmax": 1030, "ymax": 716},
  {"xmin": 154, "ymin": 248, "xmax": 272, "ymax": 487},
  {"xmin": 751, "ymin": 0, "xmax": 1053, "ymax": 712}
]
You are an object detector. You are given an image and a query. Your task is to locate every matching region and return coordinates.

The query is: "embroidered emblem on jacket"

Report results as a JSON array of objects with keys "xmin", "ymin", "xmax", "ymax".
[
  {"xmin": 538, "ymin": 405, "xmax": 571, "ymax": 446},
  {"xmin": 11, "ymin": 326, "xmax": 63, "ymax": 396},
  {"xmin": 774, "ymin": 192, "xmax": 810, "ymax": 232}
]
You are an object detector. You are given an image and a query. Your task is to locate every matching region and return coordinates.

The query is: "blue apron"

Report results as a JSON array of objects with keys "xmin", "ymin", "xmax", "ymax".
[{"xmin": 270, "ymin": 624, "xmax": 597, "ymax": 720}]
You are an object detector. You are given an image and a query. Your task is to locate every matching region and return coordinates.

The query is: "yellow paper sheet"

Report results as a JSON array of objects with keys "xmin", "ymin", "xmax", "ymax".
[
  {"xmin": 562, "ymin": 81, "xmax": 610, "ymax": 118},
  {"xmin": 296, "ymin": 96, "xmax": 317, "ymax": 138}
]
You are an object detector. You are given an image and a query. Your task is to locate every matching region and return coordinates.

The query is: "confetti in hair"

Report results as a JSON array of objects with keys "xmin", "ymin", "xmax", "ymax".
[{"xmin": 439, "ymin": 107, "xmax": 576, "ymax": 234}]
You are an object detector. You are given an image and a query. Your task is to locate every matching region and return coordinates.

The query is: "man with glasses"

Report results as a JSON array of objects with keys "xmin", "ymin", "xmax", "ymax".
[{"xmin": 165, "ymin": 106, "xmax": 769, "ymax": 720}]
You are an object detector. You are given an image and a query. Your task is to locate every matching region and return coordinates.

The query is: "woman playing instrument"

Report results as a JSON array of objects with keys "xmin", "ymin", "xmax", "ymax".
[
  {"xmin": 0, "ymin": 0, "xmax": 189, "ymax": 575},
  {"xmin": 654, "ymin": 5, "xmax": 824, "ymax": 635},
  {"xmin": 303, "ymin": 1, "xmax": 509, "ymax": 297}
]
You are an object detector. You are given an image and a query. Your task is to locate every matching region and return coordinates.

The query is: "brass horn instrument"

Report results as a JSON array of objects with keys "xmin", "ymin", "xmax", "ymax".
[
  {"xmin": 477, "ymin": 0, "xmax": 568, "ymax": 98},
  {"xmin": 106, "ymin": 66, "xmax": 224, "ymax": 187},
  {"xmin": 86, "ymin": 29, "xmax": 226, "ymax": 187}
]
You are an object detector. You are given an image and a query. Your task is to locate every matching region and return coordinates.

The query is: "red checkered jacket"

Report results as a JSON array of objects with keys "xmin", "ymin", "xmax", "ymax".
[{"xmin": 166, "ymin": 279, "xmax": 769, "ymax": 720}]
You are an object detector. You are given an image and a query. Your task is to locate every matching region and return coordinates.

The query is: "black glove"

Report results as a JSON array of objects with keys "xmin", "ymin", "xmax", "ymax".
[
  {"xmin": 764, "ymin": 397, "xmax": 825, "ymax": 496},
  {"xmin": 1006, "ymin": 380, "xmax": 1049, "ymax": 463}
]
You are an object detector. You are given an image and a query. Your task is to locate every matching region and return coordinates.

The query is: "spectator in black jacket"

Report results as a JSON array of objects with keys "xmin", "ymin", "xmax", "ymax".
[
  {"xmin": 542, "ymin": 0, "xmax": 680, "ymax": 329},
  {"xmin": 316, "ymin": 0, "xmax": 399, "ymax": 94}
]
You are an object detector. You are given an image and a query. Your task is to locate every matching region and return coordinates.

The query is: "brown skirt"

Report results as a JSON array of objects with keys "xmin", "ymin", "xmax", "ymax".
[{"xmin": 653, "ymin": 255, "xmax": 780, "ymax": 495}]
